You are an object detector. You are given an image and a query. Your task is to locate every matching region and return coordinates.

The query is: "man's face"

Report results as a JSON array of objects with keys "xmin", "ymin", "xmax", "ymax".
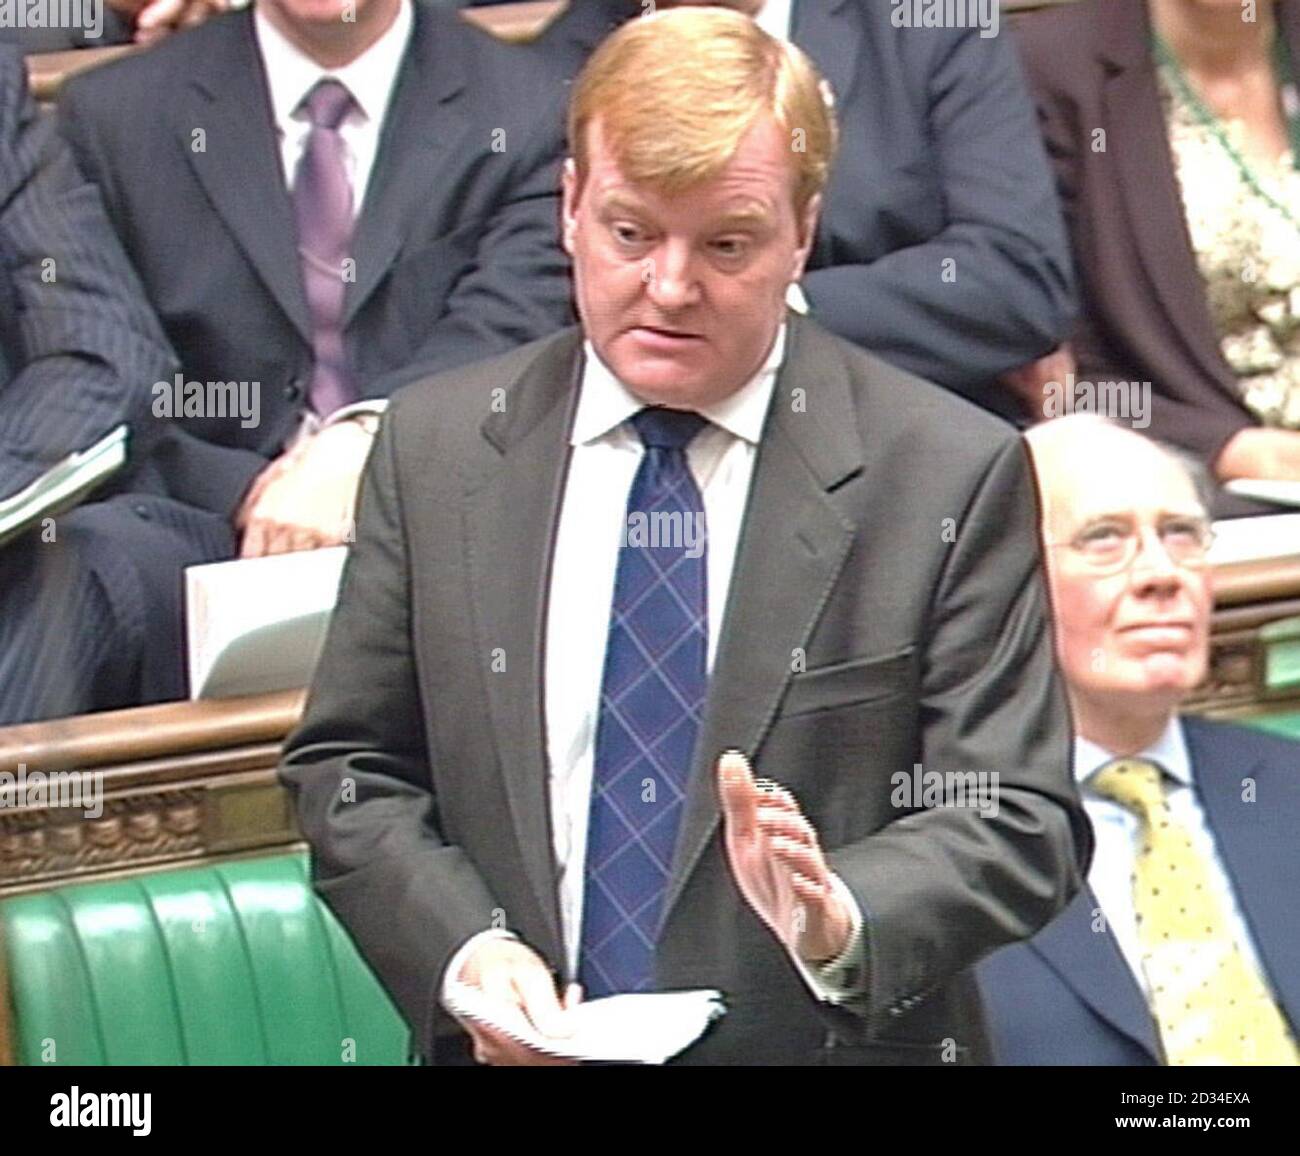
[
  {"xmin": 258, "ymin": 0, "xmax": 398, "ymax": 53},
  {"xmin": 561, "ymin": 115, "xmax": 818, "ymax": 409},
  {"xmin": 1040, "ymin": 442, "xmax": 1213, "ymax": 719}
]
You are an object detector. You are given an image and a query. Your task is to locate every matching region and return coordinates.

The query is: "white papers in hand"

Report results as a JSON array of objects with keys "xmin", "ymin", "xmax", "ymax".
[{"xmin": 443, "ymin": 983, "xmax": 725, "ymax": 1065}]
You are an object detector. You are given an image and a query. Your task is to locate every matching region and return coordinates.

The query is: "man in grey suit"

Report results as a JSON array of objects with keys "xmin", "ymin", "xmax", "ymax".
[
  {"xmin": 280, "ymin": 8, "xmax": 1089, "ymax": 1066},
  {"xmin": 528, "ymin": 0, "xmax": 1075, "ymax": 419}
]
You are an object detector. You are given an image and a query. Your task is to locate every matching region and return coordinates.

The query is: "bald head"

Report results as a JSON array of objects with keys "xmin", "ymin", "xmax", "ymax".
[
  {"xmin": 1026, "ymin": 416, "xmax": 1207, "ymax": 547},
  {"xmin": 1024, "ymin": 415, "xmax": 1214, "ymax": 753}
]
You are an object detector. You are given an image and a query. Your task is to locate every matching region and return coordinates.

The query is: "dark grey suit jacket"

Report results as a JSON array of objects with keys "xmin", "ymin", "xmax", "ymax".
[
  {"xmin": 57, "ymin": 1, "xmax": 574, "ymax": 521},
  {"xmin": 533, "ymin": 0, "xmax": 1076, "ymax": 414},
  {"xmin": 280, "ymin": 313, "xmax": 1092, "ymax": 1065},
  {"xmin": 0, "ymin": 44, "xmax": 175, "ymax": 500}
]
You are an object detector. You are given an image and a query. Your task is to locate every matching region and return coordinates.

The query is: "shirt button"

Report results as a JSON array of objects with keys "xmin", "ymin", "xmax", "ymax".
[
  {"xmin": 133, "ymin": 503, "xmax": 152, "ymax": 520},
  {"xmin": 284, "ymin": 378, "xmax": 304, "ymax": 401}
]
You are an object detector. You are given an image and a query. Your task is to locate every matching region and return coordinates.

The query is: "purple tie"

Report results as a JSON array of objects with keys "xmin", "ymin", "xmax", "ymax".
[{"xmin": 293, "ymin": 79, "xmax": 357, "ymax": 417}]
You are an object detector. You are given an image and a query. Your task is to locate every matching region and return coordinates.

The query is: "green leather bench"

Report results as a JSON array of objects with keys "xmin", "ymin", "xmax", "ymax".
[
  {"xmin": 0, "ymin": 852, "xmax": 412, "ymax": 1065},
  {"xmin": 1245, "ymin": 712, "xmax": 1300, "ymax": 741}
]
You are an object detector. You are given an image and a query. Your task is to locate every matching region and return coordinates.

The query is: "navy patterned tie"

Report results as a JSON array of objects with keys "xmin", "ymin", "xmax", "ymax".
[
  {"xmin": 292, "ymin": 79, "xmax": 356, "ymax": 417},
  {"xmin": 578, "ymin": 408, "xmax": 710, "ymax": 997}
]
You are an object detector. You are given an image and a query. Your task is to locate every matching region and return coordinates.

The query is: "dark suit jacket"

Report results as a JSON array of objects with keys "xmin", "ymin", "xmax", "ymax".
[
  {"xmin": 279, "ymin": 312, "xmax": 1092, "ymax": 1065},
  {"xmin": 1011, "ymin": 0, "xmax": 1300, "ymax": 472},
  {"xmin": 0, "ymin": 9, "xmax": 131, "ymax": 50},
  {"xmin": 57, "ymin": 2, "xmax": 574, "ymax": 521},
  {"xmin": 0, "ymin": 45, "xmax": 175, "ymax": 500},
  {"xmin": 533, "ymin": 0, "xmax": 1075, "ymax": 413},
  {"xmin": 976, "ymin": 716, "xmax": 1300, "ymax": 1065}
]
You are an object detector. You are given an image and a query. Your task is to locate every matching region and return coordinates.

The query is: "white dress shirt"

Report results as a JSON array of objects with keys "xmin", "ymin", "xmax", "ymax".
[
  {"xmin": 442, "ymin": 325, "xmax": 865, "ymax": 1011},
  {"xmin": 1076, "ymin": 719, "xmax": 1272, "ymax": 1001},
  {"xmin": 253, "ymin": 0, "xmax": 412, "ymax": 210},
  {"xmin": 755, "ymin": 0, "xmax": 794, "ymax": 40}
]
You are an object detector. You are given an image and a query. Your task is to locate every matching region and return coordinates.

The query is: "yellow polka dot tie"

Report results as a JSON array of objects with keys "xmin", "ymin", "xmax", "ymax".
[{"xmin": 1092, "ymin": 759, "xmax": 1298, "ymax": 1065}]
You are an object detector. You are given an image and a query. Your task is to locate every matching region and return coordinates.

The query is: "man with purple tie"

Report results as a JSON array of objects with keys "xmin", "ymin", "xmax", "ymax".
[
  {"xmin": 280, "ymin": 8, "xmax": 1088, "ymax": 1067},
  {"xmin": 0, "ymin": 0, "xmax": 573, "ymax": 723}
]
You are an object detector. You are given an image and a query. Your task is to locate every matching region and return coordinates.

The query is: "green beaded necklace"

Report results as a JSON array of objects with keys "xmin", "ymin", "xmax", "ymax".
[{"xmin": 1153, "ymin": 30, "xmax": 1300, "ymax": 233}]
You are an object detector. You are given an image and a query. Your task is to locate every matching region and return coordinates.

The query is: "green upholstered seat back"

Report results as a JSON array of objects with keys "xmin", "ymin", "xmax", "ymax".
[
  {"xmin": 1, "ymin": 852, "xmax": 411, "ymax": 1065},
  {"xmin": 1241, "ymin": 712, "xmax": 1300, "ymax": 742}
]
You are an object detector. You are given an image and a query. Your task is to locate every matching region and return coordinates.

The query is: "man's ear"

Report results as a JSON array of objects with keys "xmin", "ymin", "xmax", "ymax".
[
  {"xmin": 791, "ymin": 192, "xmax": 822, "ymax": 281},
  {"xmin": 561, "ymin": 158, "xmax": 580, "ymax": 258}
]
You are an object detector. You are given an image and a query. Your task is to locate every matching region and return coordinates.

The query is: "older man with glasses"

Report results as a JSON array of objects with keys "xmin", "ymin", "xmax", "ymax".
[{"xmin": 977, "ymin": 414, "xmax": 1300, "ymax": 1066}]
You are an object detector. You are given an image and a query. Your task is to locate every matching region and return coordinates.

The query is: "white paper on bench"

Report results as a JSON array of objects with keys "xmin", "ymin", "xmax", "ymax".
[
  {"xmin": 185, "ymin": 546, "xmax": 347, "ymax": 699},
  {"xmin": 1224, "ymin": 479, "xmax": 1300, "ymax": 510},
  {"xmin": 442, "ymin": 982, "xmax": 726, "ymax": 1064},
  {"xmin": 1208, "ymin": 512, "xmax": 1300, "ymax": 565}
]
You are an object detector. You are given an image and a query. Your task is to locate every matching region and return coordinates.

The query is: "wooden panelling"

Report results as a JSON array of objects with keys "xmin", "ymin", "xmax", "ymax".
[{"xmin": 0, "ymin": 693, "xmax": 303, "ymax": 897}]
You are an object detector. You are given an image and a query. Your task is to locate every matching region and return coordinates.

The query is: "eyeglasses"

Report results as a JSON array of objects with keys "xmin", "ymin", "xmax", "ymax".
[{"xmin": 1048, "ymin": 515, "xmax": 1216, "ymax": 574}]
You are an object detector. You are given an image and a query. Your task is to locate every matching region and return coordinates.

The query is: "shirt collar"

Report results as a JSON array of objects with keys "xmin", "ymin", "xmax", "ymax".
[
  {"xmin": 1075, "ymin": 715, "xmax": 1193, "ymax": 790},
  {"xmin": 570, "ymin": 324, "xmax": 786, "ymax": 448},
  {"xmin": 755, "ymin": 0, "xmax": 793, "ymax": 40},
  {"xmin": 254, "ymin": 0, "xmax": 413, "ymax": 134}
]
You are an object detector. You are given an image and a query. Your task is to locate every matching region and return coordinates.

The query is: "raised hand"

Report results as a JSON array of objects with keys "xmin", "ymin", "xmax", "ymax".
[{"xmin": 716, "ymin": 750, "xmax": 851, "ymax": 964}]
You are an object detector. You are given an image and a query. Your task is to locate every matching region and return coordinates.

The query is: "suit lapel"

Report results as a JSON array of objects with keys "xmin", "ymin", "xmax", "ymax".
[
  {"xmin": 342, "ymin": 3, "xmax": 472, "ymax": 329},
  {"xmin": 1190, "ymin": 721, "xmax": 1300, "ymax": 1035},
  {"xmin": 1030, "ymin": 888, "xmax": 1163, "ymax": 1061},
  {"xmin": 662, "ymin": 315, "xmax": 862, "ymax": 924},
  {"xmin": 1098, "ymin": 1, "xmax": 1237, "ymax": 397},
  {"xmin": 791, "ymin": 0, "xmax": 861, "ymax": 109},
  {"xmin": 177, "ymin": 9, "xmax": 312, "ymax": 345},
  {"xmin": 463, "ymin": 330, "xmax": 584, "ymax": 960}
]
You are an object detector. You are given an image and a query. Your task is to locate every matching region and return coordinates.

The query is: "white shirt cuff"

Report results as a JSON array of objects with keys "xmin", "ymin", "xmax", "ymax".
[
  {"xmin": 440, "ymin": 928, "xmax": 518, "ymax": 1011},
  {"xmin": 319, "ymin": 398, "xmax": 390, "ymax": 428},
  {"xmin": 788, "ymin": 873, "xmax": 867, "ymax": 1005}
]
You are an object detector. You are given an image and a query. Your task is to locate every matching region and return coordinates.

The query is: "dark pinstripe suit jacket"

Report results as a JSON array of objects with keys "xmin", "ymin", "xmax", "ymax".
[{"xmin": 0, "ymin": 45, "xmax": 175, "ymax": 501}]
